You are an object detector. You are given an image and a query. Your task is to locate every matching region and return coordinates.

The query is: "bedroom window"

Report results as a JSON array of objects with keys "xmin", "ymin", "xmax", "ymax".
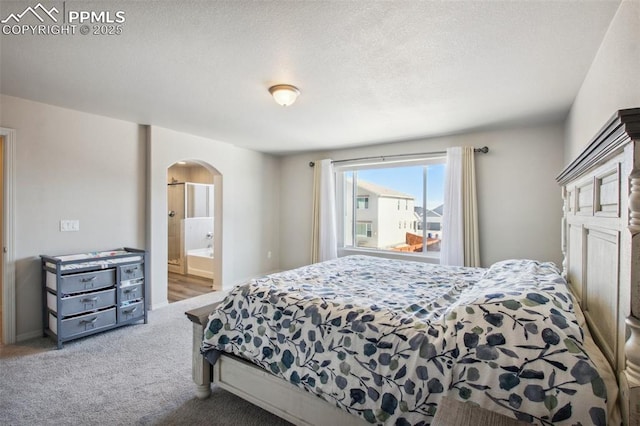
[
  {"xmin": 336, "ymin": 158, "xmax": 445, "ymax": 258},
  {"xmin": 356, "ymin": 222, "xmax": 372, "ymax": 237},
  {"xmin": 356, "ymin": 196, "xmax": 369, "ymax": 209}
]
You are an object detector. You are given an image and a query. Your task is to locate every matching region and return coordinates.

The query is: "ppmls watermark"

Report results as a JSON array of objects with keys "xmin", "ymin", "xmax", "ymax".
[{"xmin": 1, "ymin": 2, "xmax": 126, "ymax": 36}]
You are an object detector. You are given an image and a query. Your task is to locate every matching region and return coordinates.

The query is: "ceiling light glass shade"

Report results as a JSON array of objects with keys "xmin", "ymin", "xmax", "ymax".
[{"xmin": 269, "ymin": 84, "xmax": 300, "ymax": 106}]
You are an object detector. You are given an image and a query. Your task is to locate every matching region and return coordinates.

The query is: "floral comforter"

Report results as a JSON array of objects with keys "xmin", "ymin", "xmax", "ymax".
[{"xmin": 201, "ymin": 256, "xmax": 608, "ymax": 425}]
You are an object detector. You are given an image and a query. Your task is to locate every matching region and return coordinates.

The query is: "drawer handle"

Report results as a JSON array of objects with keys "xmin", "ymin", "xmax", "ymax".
[
  {"xmin": 123, "ymin": 307, "xmax": 137, "ymax": 315},
  {"xmin": 80, "ymin": 317, "xmax": 98, "ymax": 325},
  {"xmin": 80, "ymin": 297, "xmax": 99, "ymax": 303},
  {"xmin": 125, "ymin": 267, "xmax": 138, "ymax": 273},
  {"xmin": 123, "ymin": 288, "xmax": 137, "ymax": 294},
  {"xmin": 81, "ymin": 276, "xmax": 97, "ymax": 283}
]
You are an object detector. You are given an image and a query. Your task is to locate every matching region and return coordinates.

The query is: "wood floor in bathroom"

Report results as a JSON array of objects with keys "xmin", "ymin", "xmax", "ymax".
[{"xmin": 168, "ymin": 272, "xmax": 216, "ymax": 303}]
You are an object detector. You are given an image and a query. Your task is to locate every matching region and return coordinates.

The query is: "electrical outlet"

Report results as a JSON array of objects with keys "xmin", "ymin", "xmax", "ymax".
[{"xmin": 60, "ymin": 219, "xmax": 80, "ymax": 232}]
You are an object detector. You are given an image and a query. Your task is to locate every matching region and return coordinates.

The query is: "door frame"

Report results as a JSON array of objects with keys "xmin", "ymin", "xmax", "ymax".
[
  {"xmin": 1, "ymin": 127, "xmax": 16, "ymax": 344},
  {"xmin": 166, "ymin": 161, "xmax": 222, "ymax": 289}
]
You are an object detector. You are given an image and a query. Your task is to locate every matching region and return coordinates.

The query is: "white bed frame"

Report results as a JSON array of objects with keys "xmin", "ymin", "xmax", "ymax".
[
  {"xmin": 187, "ymin": 108, "xmax": 640, "ymax": 426},
  {"xmin": 186, "ymin": 303, "xmax": 362, "ymax": 425}
]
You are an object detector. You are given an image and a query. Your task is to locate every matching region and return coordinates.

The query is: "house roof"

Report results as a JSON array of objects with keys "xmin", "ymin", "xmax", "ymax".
[
  {"xmin": 357, "ymin": 180, "xmax": 414, "ymax": 200},
  {"xmin": 429, "ymin": 205, "xmax": 444, "ymax": 217},
  {"xmin": 415, "ymin": 205, "xmax": 443, "ymax": 219}
]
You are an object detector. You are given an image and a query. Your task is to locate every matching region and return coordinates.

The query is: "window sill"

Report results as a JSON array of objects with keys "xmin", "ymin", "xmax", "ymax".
[{"xmin": 338, "ymin": 247, "xmax": 440, "ymax": 265}]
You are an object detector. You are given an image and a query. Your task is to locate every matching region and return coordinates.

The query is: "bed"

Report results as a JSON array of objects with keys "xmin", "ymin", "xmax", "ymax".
[{"xmin": 187, "ymin": 107, "xmax": 640, "ymax": 425}]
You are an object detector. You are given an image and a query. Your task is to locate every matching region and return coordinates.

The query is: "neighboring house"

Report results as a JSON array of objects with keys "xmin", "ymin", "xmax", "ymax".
[
  {"xmin": 345, "ymin": 179, "xmax": 416, "ymax": 250},
  {"xmin": 426, "ymin": 205, "xmax": 443, "ymax": 235},
  {"xmin": 413, "ymin": 205, "xmax": 443, "ymax": 236}
]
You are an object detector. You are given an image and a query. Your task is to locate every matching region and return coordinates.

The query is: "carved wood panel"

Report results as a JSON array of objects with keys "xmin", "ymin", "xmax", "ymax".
[
  {"xmin": 584, "ymin": 227, "xmax": 619, "ymax": 369},
  {"xmin": 568, "ymin": 224, "xmax": 584, "ymax": 301},
  {"xmin": 595, "ymin": 164, "xmax": 620, "ymax": 217},
  {"xmin": 577, "ymin": 181, "xmax": 594, "ymax": 215}
]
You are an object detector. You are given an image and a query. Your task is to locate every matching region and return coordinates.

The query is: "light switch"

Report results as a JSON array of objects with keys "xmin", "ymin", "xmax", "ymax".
[{"xmin": 60, "ymin": 219, "xmax": 80, "ymax": 232}]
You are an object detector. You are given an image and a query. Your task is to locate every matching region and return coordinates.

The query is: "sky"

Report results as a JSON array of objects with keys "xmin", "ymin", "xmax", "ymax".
[{"xmin": 356, "ymin": 164, "xmax": 444, "ymax": 209}]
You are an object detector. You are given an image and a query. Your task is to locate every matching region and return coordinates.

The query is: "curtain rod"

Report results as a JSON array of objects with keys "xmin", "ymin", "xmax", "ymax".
[{"xmin": 308, "ymin": 146, "xmax": 489, "ymax": 167}]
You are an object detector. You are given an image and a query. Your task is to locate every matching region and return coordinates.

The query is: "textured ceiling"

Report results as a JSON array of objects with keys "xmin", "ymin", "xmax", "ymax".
[{"xmin": 0, "ymin": 0, "xmax": 622, "ymax": 154}]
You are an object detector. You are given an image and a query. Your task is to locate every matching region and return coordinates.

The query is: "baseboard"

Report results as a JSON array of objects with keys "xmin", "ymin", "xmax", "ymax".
[
  {"xmin": 187, "ymin": 267, "xmax": 214, "ymax": 280},
  {"xmin": 17, "ymin": 329, "xmax": 43, "ymax": 342},
  {"xmin": 150, "ymin": 300, "xmax": 169, "ymax": 310},
  {"xmin": 168, "ymin": 262, "xmax": 184, "ymax": 274}
]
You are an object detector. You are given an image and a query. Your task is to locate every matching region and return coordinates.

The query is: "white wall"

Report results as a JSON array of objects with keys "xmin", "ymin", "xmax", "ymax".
[
  {"xmin": 148, "ymin": 126, "xmax": 280, "ymax": 308},
  {"xmin": 0, "ymin": 95, "xmax": 146, "ymax": 340},
  {"xmin": 565, "ymin": 0, "xmax": 640, "ymax": 163},
  {"xmin": 279, "ymin": 122, "xmax": 565, "ymax": 270},
  {"xmin": 0, "ymin": 96, "xmax": 281, "ymax": 339}
]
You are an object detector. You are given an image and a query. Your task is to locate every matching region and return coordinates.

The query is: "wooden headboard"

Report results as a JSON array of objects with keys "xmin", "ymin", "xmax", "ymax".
[{"xmin": 557, "ymin": 108, "xmax": 640, "ymax": 425}]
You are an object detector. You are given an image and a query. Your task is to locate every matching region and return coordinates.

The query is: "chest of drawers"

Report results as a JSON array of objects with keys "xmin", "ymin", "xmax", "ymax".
[{"xmin": 41, "ymin": 248, "xmax": 147, "ymax": 348}]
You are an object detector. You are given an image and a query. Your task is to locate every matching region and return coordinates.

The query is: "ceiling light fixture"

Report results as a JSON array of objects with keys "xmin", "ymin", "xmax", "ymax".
[{"xmin": 269, "ymin": 84, "xmax": 300, "ymax": 107}]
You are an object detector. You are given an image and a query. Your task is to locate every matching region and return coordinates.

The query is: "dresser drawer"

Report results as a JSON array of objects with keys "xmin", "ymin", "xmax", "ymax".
[
  {"xmin": 48, "ymin": 288, "xmax": 116, "ymax": 317},
  {"xmin": 118, "ymin": 300, "xmax": 144, "ymax": 322},
  {"xmin": 120, "ymin": 280, "xmax": 144, "ymax": 302},
  {"xmin": 42, "ymin": 249, "xmax": 148, "ymax": 348},
  {"xmin": 49, "ymin": 269, "xmax": 116, "ymax": 295},
  {"xmin": 50, "ymin": 308, "xmax": 116, "ymax": 339},
  {"xmin": 120, "ymin": 263, "xmax": 144, "ymax": 281}
]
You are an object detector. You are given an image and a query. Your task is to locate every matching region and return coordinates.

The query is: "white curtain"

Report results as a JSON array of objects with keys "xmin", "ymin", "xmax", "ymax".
[
  {"xmin": 440, "ymin": 147, "xmax": 480, "ymax": 267},
  {"xmin": 311, "ymin": 159, "xmax": 338, "ymax": 263}
]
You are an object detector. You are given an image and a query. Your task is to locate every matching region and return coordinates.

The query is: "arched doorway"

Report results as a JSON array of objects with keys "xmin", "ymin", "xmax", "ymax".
[{"xmin": 166, "ymin": 160, "xmax": 222, "ymax": 302}]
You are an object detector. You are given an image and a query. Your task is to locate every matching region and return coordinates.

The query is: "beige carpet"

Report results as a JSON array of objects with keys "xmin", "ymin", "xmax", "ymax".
[{"xmin": 0, "ymin": 291, "xmax": 290, "ymax": 425}]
